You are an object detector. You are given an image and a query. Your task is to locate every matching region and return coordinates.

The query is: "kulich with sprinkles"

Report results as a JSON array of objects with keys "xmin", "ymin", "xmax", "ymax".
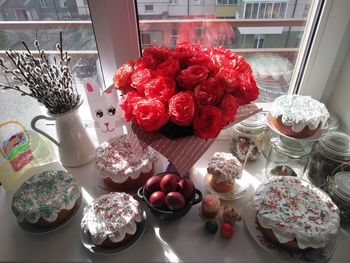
[
  {"xmin": 12, "ymin": 170, "xmax": 81, "ymax": 228},
  {"xmin": 81, "ymin": 192, "xmax": 143, "ymax": 248},
  {"xmin": 207, "ymin": 152, "xmax": 242, "ymax": 193},
  {"xmin": 270, "ymin": 95, "xmax": 329, "ymax": 138},
  {"xmin": 95, "ymin": 135, "xmax": 157, "ymax": 191},
  {"xmin": 254, "ymin": 176, "xmax": 340, "ymax": 250}
]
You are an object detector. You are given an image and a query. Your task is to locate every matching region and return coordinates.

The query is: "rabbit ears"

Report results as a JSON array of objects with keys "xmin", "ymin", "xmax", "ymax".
[{"xmin": 84, "ymin": 78, "xmax": 118, "ymax": 107}]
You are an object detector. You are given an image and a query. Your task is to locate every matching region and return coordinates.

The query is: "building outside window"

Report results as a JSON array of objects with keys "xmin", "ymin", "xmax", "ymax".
[
  {"xmin": 59, "ymin": 0, "xmax": 69, "ymax": 8},
  {"xmin": 145, "ymin": 4, "xmax": 154, "ymax": 12},
  {"xmin": 40, "ymin": 0, "xmax": 48, "ymax": 8},
  {"xmin": 1, "ymin": 0, "xmax": 349, "ymax": 134}
]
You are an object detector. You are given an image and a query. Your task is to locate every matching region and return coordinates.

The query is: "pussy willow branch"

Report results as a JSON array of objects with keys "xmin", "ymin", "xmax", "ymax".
[{"xmin": 0, "ymin": 32, "xmax": 80, "ymax": 114}]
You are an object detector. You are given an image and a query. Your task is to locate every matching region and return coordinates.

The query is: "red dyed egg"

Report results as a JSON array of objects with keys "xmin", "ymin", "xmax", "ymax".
[
  {"xmin": 145, "ymin": 176, "xmax": 162, "ymax": 193},
  {"xmin": 165, "ymin": 192, "xmax": 186, "ymax": 210},
  {"xmin": 149, "ymin": 191, "xmax": 165, "ymax": 208},
  {"xmin": 160, "ymin": 173, "xmax": 179, "ymax": 194},
  {"xmin": 177, "ymin": 178, "xmax": 194, "ymax": 201}
]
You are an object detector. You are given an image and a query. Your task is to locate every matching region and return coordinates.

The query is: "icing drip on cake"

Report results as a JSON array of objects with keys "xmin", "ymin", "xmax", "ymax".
[
  {"xmin": 95, "ymin": 135, "xmax": 156, "ymax": 183},
  {"xmin": 12, "ymin": 170, "xmax": 81, "ymax": 223},
  {"xmin": 254, "ymin": 176, "xmax": 339, "ymax": 249},
  {"xmin": 270, "ymin": 95, "xmax": 329, "ymax": 132},
  {"xmin": 81, "ymin": 192, "xmax": 142, "ymax": 245},
  {"xmin": 207, "ymin": 152, "xmax": 242, "ymax": 183}
]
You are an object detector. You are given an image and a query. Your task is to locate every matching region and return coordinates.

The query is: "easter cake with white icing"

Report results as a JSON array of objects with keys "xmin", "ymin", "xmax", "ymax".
[
  {"xmin": 207, "ymin": 152, "xmax": 242, "ymax": 193},
  {"xmin": 95, "ymin": 135, "xmax": 156, "ymax": 191},
  {"xmin": 81, "ymin": 192, "xmax": 143, "ymax": 248},
  {"xmin": 12, "ymin": 170, "xmax": 81, "ymax": 228},
  {"xmin": 254, "ymin": 176, "xmax": 339, "ymax": 250},
  {"xmin": 270, "ymin": 95, "xmax": 329, "ymax": 138}
]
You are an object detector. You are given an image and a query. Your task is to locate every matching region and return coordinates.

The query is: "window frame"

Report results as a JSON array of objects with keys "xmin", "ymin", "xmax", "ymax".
[{"xmin": 89, "ymin": 0, "xmax": 350, "ymax": 102}]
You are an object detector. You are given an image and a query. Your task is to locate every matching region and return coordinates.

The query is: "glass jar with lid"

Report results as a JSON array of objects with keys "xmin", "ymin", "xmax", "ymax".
[
  {"xmin": 326, "ymin": 172, "xmax": 350, "ymax": 222},
  {"xmin": 230, "ymin": 112, "xmax": 267, "ymax": 163},
  {"xmin": 306, "ymin": 131, "xmax": 350, "ymax": 188},
  {"xmin": 327, "ymin": 112, "xmax": 339, "ymax": 131},
  {"xmin": 265, "ymin": 136, "xmax": 312, "ymax": 178}
]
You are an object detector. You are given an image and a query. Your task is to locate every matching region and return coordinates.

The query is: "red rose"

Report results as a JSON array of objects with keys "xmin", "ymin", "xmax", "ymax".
[
  {"xmin": 131, "ymin": 68, "xmax": 153, "ymax": 94},
  {"xmin": 177, "ymin": 65, "xmax": 209, "ymax": 91},
  {"xmin": 210, "ymin": 46, "xmax": 235, "ymax": 68},
  {"xmin": 220, "ymin": 94, "xmax": 239, "ymax": 126},
  {"xmin": 113, "ymin": 61, "xmax": 135, "ymax": 93},
  {"xmin": 233, "ymin": 73, "xmax": 259, "ymax": 105},
  {"xmin": 168, "ymin": 91, "xmax": 196, "ymax": 126},
  {"xmin": 120, "ymin": 91, "xmax": 144, "ymax": 121},
  {"xmin": 172, "ymin": 42, "xmax": 201, "ymax": 67},
  {"xmin": 185, "ymin": 53, "xmax": 217, "ymax": 75},
  {"xmin": 144, "ymin": 76, "xmax": 177, "ymax": 105},
  {"xmin": 143, "ymin": 46, "xmax": 170, "ymax": 68},
  {"xmin": 133, "ymin": 99, "xmax": 169, "ymax": 132},
  {"xmin": 232, "ymin": 55, "xmax": 252, "ymax": 75},
  {"xmin": 193, "ymin": 105, "xmax": 223, "ymax": 139},
  {"xmin": 194, "ymin": 77, "xmax": 224, "ymax": 105},
  {"xmin": 217, "ymin": 67, "xmax": 240, "ymax": 93},
  {"xmin": 155, "ymin": 58, "xmax": 180, "ymax": 79}
]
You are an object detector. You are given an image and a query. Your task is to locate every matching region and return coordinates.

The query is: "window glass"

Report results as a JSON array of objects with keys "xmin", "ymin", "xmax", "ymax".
[
  {"xmin": 245, "ymin": 3, "xmax": 252, "ymax": 18},
  {"xmin": 280, "ymin": 3, "xmax": 287, "ymax": 18},
  {"xmin": 134, "ymin": 0, "xmax": 314, "ymax": 103},
  {"xmin": 265, "ymin": 3, "xmax": 273, "ymax": 18},
  {"xmin": 258, "ymin": 3, "xmax": 266, "ymax": 19},
  {"xmin": 252, "ymin": 3, "xmax": 259, "ymax": 19},
  {"xmin": 0, "ymin": 0, "xmax": 104, "ymax": 127}
]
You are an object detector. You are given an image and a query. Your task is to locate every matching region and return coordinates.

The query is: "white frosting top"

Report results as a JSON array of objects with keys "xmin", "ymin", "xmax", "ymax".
[
  {"xmin": 12, "ymin": 170, "xmax": 81, "ymax": 223},
  {"xmin": 207, "ymin": 152, "xmax": 242, "ymax": 183},
  {"xmin": 81, "ymin": 192, "xmax": 142, "ymax": 245},
  {"xmin": 254, "ymin": 176, "xmax": 340, "ymax": 249},
  {"xmin": 270, "ymin": 95, "xmax": 329, "ymax": 132},
  {"xmin": 95, "ymin": 135, "xmax": 156, "ymax": 183}
]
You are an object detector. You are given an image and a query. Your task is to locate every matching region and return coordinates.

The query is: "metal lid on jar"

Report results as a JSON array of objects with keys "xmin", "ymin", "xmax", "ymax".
[
  {"xmin": 330, "ymin": 172, "xmax": 350, "ymax": 202},
  {"xmin": 234, "ymin": 112, "xmax": 266, "ymax": 134},
  {"xmin": 275, "ymin": 136, "xmax": 312, "ymax": 158},
  {"xmin": 319, "ymin": 132, "xmax": 350, "ymax": 159}
]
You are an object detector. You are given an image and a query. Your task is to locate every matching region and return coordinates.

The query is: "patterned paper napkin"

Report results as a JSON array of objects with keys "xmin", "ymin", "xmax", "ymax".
[{"xmin": 127, "ymin": 103, "xmax": 261, "ymax": 176}]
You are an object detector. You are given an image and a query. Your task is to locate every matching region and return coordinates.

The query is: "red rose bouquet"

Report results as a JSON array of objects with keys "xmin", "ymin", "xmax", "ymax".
[{"xmin": 113, "ymin": 42, "xmax": 259, "ymax": 140}]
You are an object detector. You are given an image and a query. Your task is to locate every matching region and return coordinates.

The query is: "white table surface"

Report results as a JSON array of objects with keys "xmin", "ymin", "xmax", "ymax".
[{"xmin": 1, "ymin": 139, "xmax": 350, "ymax": 263}]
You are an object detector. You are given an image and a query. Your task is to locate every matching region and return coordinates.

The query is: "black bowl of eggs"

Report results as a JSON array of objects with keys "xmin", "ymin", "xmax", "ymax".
[{"xmin": 137, "ymin": 172, "xmax": 202, "ymax": 221}]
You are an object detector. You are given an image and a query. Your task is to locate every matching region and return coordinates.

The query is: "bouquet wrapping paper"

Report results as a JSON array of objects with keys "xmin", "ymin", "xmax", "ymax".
[{"xmin": 127, "ymin": 103, "xmax": 261, "ymax": 176}]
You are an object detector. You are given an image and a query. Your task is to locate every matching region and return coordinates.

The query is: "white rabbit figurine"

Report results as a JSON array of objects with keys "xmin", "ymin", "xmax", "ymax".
[{"xmin": 84, "ymin": 78, "xmax": 123, "ymax": 143}]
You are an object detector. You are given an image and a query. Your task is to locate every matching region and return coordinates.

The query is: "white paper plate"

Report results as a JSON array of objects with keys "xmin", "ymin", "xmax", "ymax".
[
  {"xmin": 244, "ymin": 201, "xmax": 337, "ymax": 263},
  {"xmin": 80, "ymin": 209, "xmax": 147, "ymax": 255},
  {"xmin": 204, "ymin": 173, "xmax": 250, "ymax": 200},
  {"xmin": 266, "ymin": 112, "xmax": 329, "ymax": 141},
  {"xmin": 17, "ymin": 195, "xmax": 82, "ymax": 235}
]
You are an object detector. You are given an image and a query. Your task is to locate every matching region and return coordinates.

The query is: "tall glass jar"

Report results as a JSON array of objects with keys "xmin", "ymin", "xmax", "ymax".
[
  {"xmin": 230, "ymin": 112, "xmax": 267, "ymax": 163},
  {"xmin": 306, "ymin": 131, "xmax": 350, "ymax": 187},
  {"xmin": 326, "ymin": 171, "xmax": 350, "ymax": 222},
  {"xmin": 265, "ymin": 136, "xmax": 312, "ymax": 178}
]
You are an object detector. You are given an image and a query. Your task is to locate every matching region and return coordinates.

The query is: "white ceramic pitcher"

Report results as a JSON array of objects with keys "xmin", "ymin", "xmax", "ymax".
[{"xmin": 31, "ymin": 100, "xmax": 95, "ymax": 167}]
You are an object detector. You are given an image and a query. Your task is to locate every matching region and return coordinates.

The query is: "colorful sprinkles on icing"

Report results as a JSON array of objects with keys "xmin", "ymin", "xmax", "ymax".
[
  {"xmin": 12, "ymin": 170, "xmax": 81, "ymax": 223},
  {"xmin": 207, "ymin": 152, "xmax": 242, "ymax": 182},
  {"xmin": 95, "ymin": 135, "xmax": 156, "ymax": 183},
  {"xmin": 81, "ymin": 192, "xmax": 142, "ymax": 245},
  {"xmin": 254, "ymin": 176, "xmax": 339, "ymax": 249}
]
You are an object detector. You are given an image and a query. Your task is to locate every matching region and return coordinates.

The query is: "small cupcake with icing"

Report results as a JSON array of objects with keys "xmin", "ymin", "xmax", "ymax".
[
  {"xmin": 12, "ymin": 170, "xmax": 81, "ymax": 228},
  {"xmin": 201, "ymin": 193, "xmax": 220, "ymax": 218},
  {"xmin": 81, "ymin": 192, "xmax": 143, "ymax": 247},
  {"xmin": 207, "ymin": 152, "xmax": 242, "ymax": 193}
]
